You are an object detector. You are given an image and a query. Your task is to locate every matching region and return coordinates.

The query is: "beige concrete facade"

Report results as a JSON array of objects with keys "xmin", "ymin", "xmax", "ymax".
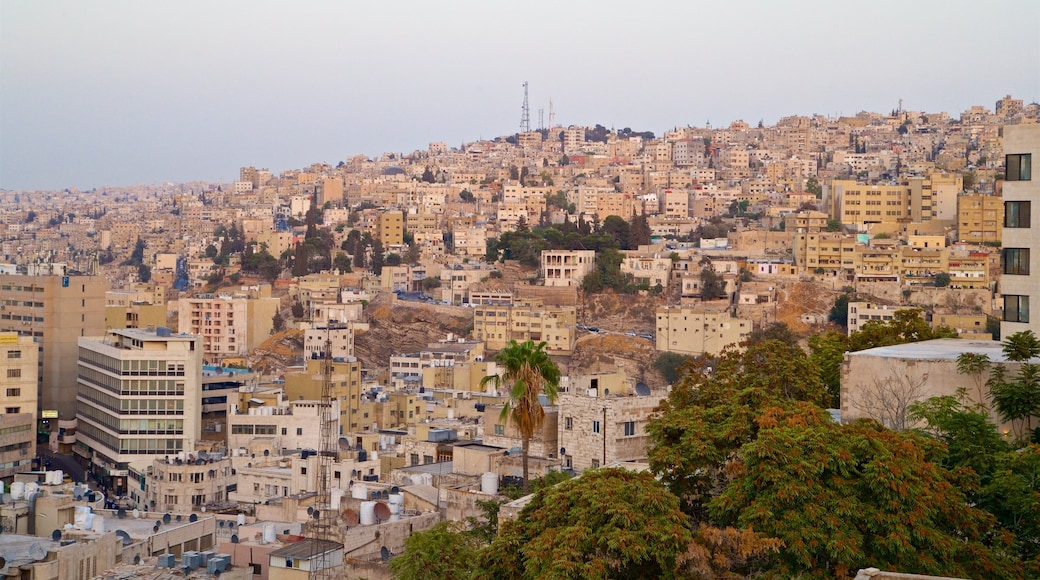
[
  {"xmin": 177, "ymin": 287, "xmax": 279, "ymax": 363},
  {"xmin": 0, "ymin": 333, "xmax": 37, "ymax": 478},
  {"xmin": 557, "ymin": 388, "xmax": 667, "ymax": 472},
  {"xmin": 541, "ymin": 249, "xmax": 596, "ymax": 287},
  {"xmin": 1000, "ymin": 124, "xmax": 1040, "ymax": 337},
  {"xmin": 655, "ymin": 306, "xmax": 752, "ymax": 356}
]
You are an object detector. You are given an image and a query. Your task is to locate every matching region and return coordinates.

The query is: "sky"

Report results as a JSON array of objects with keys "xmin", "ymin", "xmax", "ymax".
[{"xmin": 1, "ymin": 0, "xmax": 1038, "ymax": 191}]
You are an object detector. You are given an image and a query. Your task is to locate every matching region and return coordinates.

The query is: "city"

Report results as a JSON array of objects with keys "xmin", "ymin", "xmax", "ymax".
[{"xmin": 0, "ymin": 95, "xmax": 1037, "ymax": 578}]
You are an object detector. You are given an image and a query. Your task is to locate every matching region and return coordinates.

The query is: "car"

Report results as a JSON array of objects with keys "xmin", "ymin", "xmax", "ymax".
[
  {"xmin": 587, "ymin": 326, "xmax": 600, "ymax": 333},
  {"xmin": 576, "ymin": 324, "xmax": 588, "ymax": 330},
  {"xmin": 625, "ymin": 331, "xmax": 637, "ymax": 337},
  {"xmin": 639, "ymin": 333, "xmax": 654, "ymax": 340}
]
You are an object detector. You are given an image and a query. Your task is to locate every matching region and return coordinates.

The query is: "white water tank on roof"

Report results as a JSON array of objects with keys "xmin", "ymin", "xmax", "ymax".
[
  {"xmin": 481, "ymin": 472, "xmax": 499, "ymax": 495},
  {"xmin": 359, "ymin": 501, "xmax": 376, "ymax": 525}
]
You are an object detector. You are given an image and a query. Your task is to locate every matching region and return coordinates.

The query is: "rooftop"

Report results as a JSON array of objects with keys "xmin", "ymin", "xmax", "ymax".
[
  {"xmin": 268, "ymin": 538, "xmax": 342, "ymax": 559},
  {"xmin": 847, "ymin": 339, "xmax": 1021, "ymax": 363}
]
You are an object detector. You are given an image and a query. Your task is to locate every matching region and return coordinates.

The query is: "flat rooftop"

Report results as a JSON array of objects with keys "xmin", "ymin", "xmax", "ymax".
[{"xmin": 847, "ymin": 339, "xmax": 1019, "ymax": 363}]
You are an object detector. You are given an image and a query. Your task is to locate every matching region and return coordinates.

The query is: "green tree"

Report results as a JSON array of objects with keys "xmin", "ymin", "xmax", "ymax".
[
  {"xmin": 332, "ymin": 252, "xmax": 352, "ymax": 274},
  {"xmin": 653, "ymin": 351, "xmax": 694, "ymax": 384},
  {"xmin": 389, "ymin": 520, "xmax": 481, "ymax": 580},
  {"xmin": 848, "ymin": 309, "xmax": 956, "ymax": 352},
  {"xmin": 934, "ymin": 272, "xmax": 951, "ymax": 287},
  {"xmin": 989, "ymin": 330, "xmax": 1040, "ymax": 441},
  {"xmin": 459, "ymin": 189, "xmax": 475, "ymax": 202},
  {"xmin": 271, "ymin": 311, "xmax": 285, "ymax": 333},
  {"xmin": 805, "ymin": 177, "xmax": 823, "ymax": 197},
  {"xmin": 370, "ymin": 239, "xmax": 385, "ymax": 275},
  {"xmin": 698, "ymin": 258, "xmax": 726, "ymax": 300},
  {"xmin": 808, "ymin": 330, "xmax": 850, "ymax": 407},
  {"xmin": 478, "ymin": 469, "xmax": 692, "ymax": 580},
  {"xmin": 480, "ymin": 340, "xmax": 561, "ymax": 492},
  {"xmin": 291, "ymin": 301, "xmax": 304, "ymax": 319},
  {"xmin": 743, "ymin": 321, "xmax": 798, "ymax": 347},
  {"xmin": 826, "ymin": 218, "xmax": 842, "ymax": 232}
]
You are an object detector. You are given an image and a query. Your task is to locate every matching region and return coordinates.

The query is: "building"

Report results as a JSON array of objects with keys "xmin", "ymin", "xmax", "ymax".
[
  {"xmin": 142, "ymin": 452, "xmax": 235, "ymax": 514},
  {"xmin": 177, "ymin": 286, "xmax": 280, "ymax": 363},
  {"xmin": 958, "ymin": 194, "xmax": 1003, "ymax": 244},
  {"xmin": 471, "ymin": 299, "xmax": 576, "ymax": 354},
  {"xmin": 655, "ymin": 307, "xmax": 751, "ymax": 356},
  {"xmin": 76, "ymin": 328, "xmax": 203, "ymax": 495},
  {"xmin": 846, "ymin": 303, "xmax": 919, "ymax": 336},
  {"xmin": 303, "ymin": 323, "xmax": 354, "ymax": 361},
  {"xmin": 376, "ymin": 210, "xmax": 405, "ymax": 246},
  {"xmin": 0, "ymin": 332, "xmax": 37, "ymax": 479},
  {"xmin": 0, "ymin": 272, "xmax": 106, "ymax": 420},
  {"xmin": 1000, "ymin": 124, "xmax": 1039, "ymax": 337},
  {"xmin": 541, "ymin": 250, "xmax": 596, "ymax": 287}
]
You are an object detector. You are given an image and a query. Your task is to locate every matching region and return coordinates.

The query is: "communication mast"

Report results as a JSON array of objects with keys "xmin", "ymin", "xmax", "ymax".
[
  {"xmin": 310, "ymin": 333, "xmax": 337, "ymax": 579},
  {"xmin": 520, "ymin": 81, "xmax": 531, "ymax": 133},
  {"xmin": 548, "ymin": 98, "xmax": 555, "ymax": 128}
]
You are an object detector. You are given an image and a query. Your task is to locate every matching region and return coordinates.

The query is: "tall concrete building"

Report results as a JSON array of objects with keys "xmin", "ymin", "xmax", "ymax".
[
  {"xmin": 76, "ymin": 327, "xmax": 203, "ymax": 495},
  {"xmin": 0, "ymin": 332, "xmax": 38, "ymax": 479},
  {"xmin": 0, "ymin": 271, "xmax": 106, "ymax": 420},
  {"xmin": 176, "ymin": 286, "xmax": 279, "ymax": 363},
  {"xmin": 1001, "ymin": 124, "xmax": 1040, "ymax": 338}
]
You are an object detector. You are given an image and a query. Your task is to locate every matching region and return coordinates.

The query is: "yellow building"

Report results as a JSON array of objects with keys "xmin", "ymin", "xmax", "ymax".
[
  {"xmin": 472, "ymin": 299, "xmax": 576, "ymax": 354},
  {"xmin": 655, "ymin": 307, "xmax": 752, "ymax": 356},
  {"xmin": 0, "ymin": 332, "xmax": 37, "ymax": 478},
  {"xmin": 829, "ymin": 180, "xmax": 909, "ymax": 227},
  {"xmin": 284, "ymin": 359, "xmax": 368, "ymax": 433},
  {"xmin": 377, "ymin": 210, "xmax": 405, "ymax": 246},
  {"xmin": 958, "ymin": 194, "xmax": 1003, "ymax": 244}
]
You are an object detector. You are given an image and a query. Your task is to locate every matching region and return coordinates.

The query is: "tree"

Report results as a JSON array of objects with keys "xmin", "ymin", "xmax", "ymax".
[
  {"xmin": 805, "ymin": 177, "xmax": 823, "ymax": 198},
  {"xmin": 479, "ymin": 340, "xmax": 561, "ymax": 493},
  {"xmin": 654, "ymin": 351, "xmax": 694, "ymax": 384},
  {"xmin": 370, "ymin": 239, "xmax": 385, "ymax": 275},
  {"xmin": 478, "ymin": 469, "xmax": 692, "ymax": 580},
  {"xmin": 698, "ymin": 259, "xmax": 726, "ymax": 300},
  {"xmin": 271, "ymin": 311, "xmax": 285, "ymax": 333},
  {"xmin": 851, "ymin": 366, "xmax": 929, "ymax": 430},
  {"xmin": 743, "ymin": 322, "xmax": 798, "ymax": 347},
  {"xmin": 459, "ymin": 189, "xmax": 475, "ymax": 203},
  {"xmin": 808, "ymin": 330, "xmax": 850, "ymax": 407},
  {"xmin": 989, "ymin": 330, "xmax": 1040, "ymax": 441},
  {"xmin": 600, "ymin": 215, "xmax": 631, "ymax": 249},
  {"xmin": 421, "ymin": 277, "xmax": 441, "ymax": 291},
  {"xmin": 385, "ymin": 253, "xmax": 402, "ymax": 267},
  {"xmin": 934, "ymin": 272, "xmax": 952, "ymax": 287},
  {"xmin": 291, "ymin": 301, "xmax": 304, "ymax": 319},
  {"xmin": 848, "ymin": 309, "xmax": 956, "ymax": 352},
  {"xmin": 389, "ymin": 521, "xmax": 481, "ymax": 580},
  {"xmin": 332, "ymin": 252, "xmax": 352, "ymax": 274},
  {"xmin": 137, "ymin": 264, "xmax": 152, "ymax": 283},
  {"xmin": 421, "ymin": 166, "xmax": 435, "ymax": 183},
  {"xmin": 826, "ymin": 218, "xmax": 842, "ymax": 232}
]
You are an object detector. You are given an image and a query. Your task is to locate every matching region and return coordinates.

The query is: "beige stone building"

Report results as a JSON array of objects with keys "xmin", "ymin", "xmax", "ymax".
[
  {"xmin": 557, "ymin": 377, "xmax": 666, "ymax": 472},
  {"xmin": 655, "ymin": 306, "xmax": 752, "ymax": 356},
  {"xmin": 957, "ymin": 193, "xmax": 1003, "ymax": 244},
  {"xmin": 143, "ymin": 453, "xmax": 235, "ymax": 514},
  {"xmin": 847, "ymin": 303, "xmax": 920, "ymax": 335},
  {"xmin": 0, "ymin": 272, "xmax": 106, "ymax": 420},
  {"xmin": 177, "ymin": 286, "xmax": 279, "ymax": 363},
  {"xmin": 377, "ymin": 210, "xmax": 405, "ymax": 246},
  {"xmin": 76, "ymin": 328, "xmax": 203, "ymax": 495},
  {"xmin": 1000, "ymin": 124, "xmax": 1039, "ymax": 337},
  {"xmin": 472, "ymin": 299, "xmax": 576, "ymax": 354},
  {"xmin": 541, "ymin": 249, "xmax": 596, "ymax": 287},
  {"xmin": 0, "ymin": 332, "xmax": 37, "ymax": 479}
]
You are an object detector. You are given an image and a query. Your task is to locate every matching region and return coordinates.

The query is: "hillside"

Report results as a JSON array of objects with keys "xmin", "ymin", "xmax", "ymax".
[{"xmin": 355, "ymin": 294, "xmax": 474, "ymax": 368}]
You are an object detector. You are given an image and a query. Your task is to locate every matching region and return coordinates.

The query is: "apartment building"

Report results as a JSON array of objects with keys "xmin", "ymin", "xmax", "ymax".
[
  {"xmin": 0, "ymin": 332, "xmax": 37, "ymax": 479},
  {"xmin": 76, "ymin": 327, "xmax": 203, "ymax": 495},
  {"xmin": 142, "ymin": 453, "xmax": 235, "ymax": 514},
  {"xmin": 541, "ymin": 249, "xmax": 596, "ymax": 287},
  {"xmin": 1001, "ymin": 124, "xmax": 1040, "ymax": 337},
  {"xmin": 303, "ymin": 323, "xmax": 354, "ymax": 361},
  {"xmin": 557, "ymin": 383, "xmax": 666, "ymax": 472},
  {"xmin": 376, "ymin": 211, "xmax": 405, "ymax": 246},
  {"xmin": 958, "ymin": 194, "xmax": 1003, "ymax": 244},
  {"xmin": 0, "ymin": 272, "xmax": 106, "ymax": 420},
  {"xmin": 283, "ymin": 359, "xmax": 366, "ymax": 434},
  {"xmin": 846, "ymin": 303, "xmax": 921, "ymax": 336},
  {"xmin": 655, "ymin": 307, "xmax": 752, "ymax": 356},
  {"xmin": 472, "ymin": 299, "xmax": 576, "ymax": 354},
  {"xmin": 829, "ymin": 180, "xmax": 909, "ymax": 227},
  {"xmin": 227, "ymin": 399, "xmax": 338, "ymax": 452},
  {"xmin": 177, "ymin": 287, "xmax": 280, "ymax": 363}
]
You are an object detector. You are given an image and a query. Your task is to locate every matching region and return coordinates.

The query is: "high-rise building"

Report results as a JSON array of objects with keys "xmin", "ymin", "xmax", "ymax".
[
  {"xmin": 0, "ymin": 332, "xmax": 38, "ymax": 478},
  {"xmin": 176, "ymin": 286, "xmax": 279, "ymax": 364},
  {"xmin": 76, "ymin": 328, "xmax": 202, "ymax": 495},
  {"xmin": 1000, "ymin": 124, "xmax": 1040, "ymax": 338},
  {"xmin": 0, "ymin": 272, "xmax": 106, "ymax": 420}
]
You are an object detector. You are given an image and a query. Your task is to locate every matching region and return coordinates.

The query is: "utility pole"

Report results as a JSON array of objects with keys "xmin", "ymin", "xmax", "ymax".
[
  {"xmin": 310, "ymin": 333, "xmax": 337, "ymax": 579},
  {"xmin": 520, "ymin": 81, "xmax": 531, "ymax": 133}
]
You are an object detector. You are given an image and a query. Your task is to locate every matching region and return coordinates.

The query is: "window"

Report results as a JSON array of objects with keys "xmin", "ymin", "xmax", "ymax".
[
  {"xmin": 6, "ymin": 369, "xmax": 20, "ymax": 378},
  {"xmin": 6, "ymin": 407, "xmax": 20, "ymax": 414},
  {"xmin": 494, "ymin": 424, "xmax": 504, "ymax": 435},
  {"xmin": 1005, "ymin": 201, "xmax": 1031, "ymax": 228},
  {"xmin": 591, "ymin": 459, "xmax": 600, "ymax": 468},
  {"xmin": 592, "ymin": 420, "xmax": 601, "ymax": 434},
  {"xmin": 1004, "ymin": 248, "xmax": 1030, "ymax": 275},
  {"xmin": 281, "ymin": 428, "xmax": 287, "ymax": 435},
  {"xmin": 1005, "ymin": 295, "xmax": 1030, "ymax": 323},
  {"xmin": 6, "ymin": 350, "xmax": 20, "ymax": 359},
  {"xmin": 6, "ymin": 388, "xmax": 20, "ymax": 397},
  {"xmin": 623, "ymin": 421, "xmax": 635, "ymax": 437},
  {"xmin": 300, "ymin": 467, "xmax": 307, "ymax": 475},
  {"xmin": 296, "ymin": 428, "xmax": 303, "ymax": 436},
  {"xmin": 1007, "ymin": 153, "xmax": 1032, "ymax": 181},
  {"xmin": 410, "ymin": 453, "xmax": 419, "ymax": 466}
]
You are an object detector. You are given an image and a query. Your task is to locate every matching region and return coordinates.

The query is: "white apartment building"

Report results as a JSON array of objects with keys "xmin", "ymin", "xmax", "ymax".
[
  {"xmin": 227, "ymin": 399, "xmax": 339, "ymax": 451},
  {"xmin": 847, "ymin": 303, "xmax": 921, "ymax": 336},
  {"xmin": 304, "ymin": 324, "xmax": 355, "ymax": 361},
  {"xmin": 1001, "ymin": 124, "xmax": 1040, "ymax": 337},
  {"xmin": 76, "ymin": 327, "xmax": 203, "ymax": 496},
  {"xmin": 177, "ymin": 288, "xmax": 279, "ymax": 363}
]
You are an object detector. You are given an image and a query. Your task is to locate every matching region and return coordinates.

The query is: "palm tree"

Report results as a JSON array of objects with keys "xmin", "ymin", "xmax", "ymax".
[{"xmin": 480, "ymin": 339, "xmax": 561, "ymax": 493}]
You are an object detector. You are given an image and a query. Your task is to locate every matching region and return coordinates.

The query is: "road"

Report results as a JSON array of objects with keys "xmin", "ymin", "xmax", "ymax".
[{"xmin": 38, "ymin": 447, "xmax": 86, "ymax": 483}]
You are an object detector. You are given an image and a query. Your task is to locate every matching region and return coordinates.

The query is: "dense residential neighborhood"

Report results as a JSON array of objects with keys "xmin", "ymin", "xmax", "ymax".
[{"xmin": 1, "ymin": 97, "xmax": 1039, "ymax": 578}]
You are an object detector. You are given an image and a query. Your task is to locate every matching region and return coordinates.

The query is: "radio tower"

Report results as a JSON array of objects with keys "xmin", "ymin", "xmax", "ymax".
[
  {"xmin": 520, "ymin": 81, "xmax": 531, "ymax": 133},
  {"xmin": 310, "ymin": 334, "xmax": 337, "ymax": 578},
  {"xmin": 548, "ymin": 98, "xmax": 555, "ymax": 128}
]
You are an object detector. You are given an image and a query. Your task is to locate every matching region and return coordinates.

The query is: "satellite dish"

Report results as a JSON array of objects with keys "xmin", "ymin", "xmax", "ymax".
[
  {"xmin": 117, "ymin": 508, "xmax": 126, "ymax": 519},
  {"xmin": 51, "ymin": 530, "xmax": 62, "ymax": 541},
  {"xmin": 176, "ymin": 515, "xmax": 182, "ymax": 522},
  {"xmin": 163, "ymin": 513, "xmax": 171, "ymax": 524},
  {"xmin": 132, "ymin": 509, "xmax": 140, "ymax": 519},
  {"xmin": 218, "ymin": 520, "xmax": 225, "ymax": 528},
  {"xmin": 133, "ymin": 555, "xmax": 141, "ymax": 564},
  {"xmin": 263, "ymin": 450, "xmax": 269, "ymax": 456},
  {"xmin": 390, "ymin": 486, "xmax": 399, "ymax": 494},
  {"xmin": 115, "ymin": 530, "xmax": 132, "ymax": 546},
  {"xmin": 635, "ymin": 382, "xmax": 651, "ymax": 396},
  {"xmin": 189, "ymin": 514, "xmax": 198, "ymax": 522},
  {"xmin": 153, "ymin": 524, "xmax": 159, "ymax": 533},
  {"xmin": 374, "ymin": 502, "xmax": 391, "ymax": 521},
  {"xmin": 0, "ymin": 557, "xmax": 6, "ymax": 572},
  {"xmin": 560, "ymin": 447, "xmax": 566, "ymax": 455},
  {"xmin": 29, "ymin": 543, "xmax": 46, "ymax": 561},
  {"xmin": 338, "ymin": 437, "xmax": 352, "ymax": 451},
  {"xmin": 307, "ymin": 507, "xmax": 314, "ymax": 516},
  {"xmin": 156, "ymin": 520, "xmax": 162, "ymax": 529},
  {"xmin": 312, "ymin": 510, "xmax": 320, "ymax": 520},
  {"xmin": 380, "ymin": 546, "xmax": 390, "ymax": 562},
  {"xmin": 341, "ymin": 509, "xmax": 359, "ymax": 526},
  {"xmin": 230, "ymin": 534, "xmax": 239, "ymax": 544}
]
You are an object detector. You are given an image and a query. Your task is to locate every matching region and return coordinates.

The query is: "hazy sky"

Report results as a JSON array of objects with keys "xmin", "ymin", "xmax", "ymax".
[{"xmin": 2, "ymin": 0, "xmax": 1038, "ymax": 191}]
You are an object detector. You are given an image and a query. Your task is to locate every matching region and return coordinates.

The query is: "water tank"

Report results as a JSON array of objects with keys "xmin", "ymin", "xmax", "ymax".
[
  {"xmin": 94, "ymin": 516, "xmax": 105, "ymax": 533},
  {"xmin": 53, "ymin": 471, "xmax": 64, "ymax": 485},
  {"xmin": 351, "ymin": 483, "xmax": 368, "ymax": 500},
  {"xmin": 359, "ymin": 501, "xmax": 376, "ymax": 525},
  {"xmin": 481, "ymin": 472, "xmax": 499, "ymax": 495},
  {"xmin": 11, "ymin": 482, "xmax": 25, "ymax": 500},
  {"xmin": 25, "ymin": 482, "xmax": 39, "ymax": 496},
  {"xmin": 237, "ymin": 513, "xmax": 246, "ymax": 526},
  {"xmin": 388, "ymin": 493, "xmax": 403, "ymax": 515},
  {"xmin": 330, "ymin": 487, "xmax": 342, "ymax": 510},
  {"xmin": 262, "ymin": 523, "xmax": 276, "ymax": 544},
  {"xmin": 0, "ymin": 481, "xmax": 4, "ymax": 494}
]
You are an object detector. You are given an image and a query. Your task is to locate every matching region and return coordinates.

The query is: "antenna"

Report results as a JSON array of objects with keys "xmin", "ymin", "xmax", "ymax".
[
  {"xmin": 309, "ymin": 329, "xmax": 337, "ymax": 579},
  {"xmin": 520, "ymin": 81, "xmax": 531, "ymax": 133},
  {"xmin": 548, "ymin": 98, "xmax": 555, "ymax": 128},
  {"xmin": 538, "ymin": 108, "xmax": 544, "ymax": 132}
]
